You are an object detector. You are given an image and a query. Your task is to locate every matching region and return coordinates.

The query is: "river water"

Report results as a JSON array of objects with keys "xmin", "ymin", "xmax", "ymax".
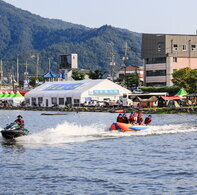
[{"xmin": 0, "ymin": 110, "xmax": 197, "ymax": 194}]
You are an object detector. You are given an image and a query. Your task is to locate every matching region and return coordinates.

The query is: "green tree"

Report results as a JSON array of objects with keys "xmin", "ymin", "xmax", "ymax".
[
  {"xmin": 72, "ymin": 70, "xmax": 86, "ymax": 80},
  {"xmin": 126, "ymin": 73, "xmax": 139, "ymax": 88},
  {"xmin": 172, "ymin": 68, "xmax": 197, "ymax": 93},
  {"xmin": 28, "ymin": 77, "xmax": 37, "ymax": 87},
  {"xmin": 88, "ymin": 70, "xmax": 103, "ymax": 79}
]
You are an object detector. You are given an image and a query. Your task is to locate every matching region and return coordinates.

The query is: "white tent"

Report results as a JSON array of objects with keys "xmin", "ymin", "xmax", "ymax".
[
  {"xmin": 0, "ymin": 91, "xmax": 9, "ymax": 100},
  {"xmin": 11, "ymin": 91, "xmax": 25, "ymax": 106},
  {"xmin": 25, "ymin": 79, "xmax": 131, "ymax": 107},
  {"xmin": 4, "ymin": 91, "xmax": 15, "ymax": 101}
]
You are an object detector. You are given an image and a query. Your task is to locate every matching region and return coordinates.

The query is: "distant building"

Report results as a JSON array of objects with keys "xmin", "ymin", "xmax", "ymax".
[
  {"xmin": 59, "ymin": 53, "xmax": 78, "ymax": 80},
  {"xmin": 141, "ymin": 33, "xmax": 197, "ymax": 86},
  {"xmin": 116, "ymin": 65, "xmax": 144, "ymax": 82}
]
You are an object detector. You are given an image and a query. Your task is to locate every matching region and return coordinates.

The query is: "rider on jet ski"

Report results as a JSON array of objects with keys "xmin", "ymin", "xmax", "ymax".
[{"xmin": 15, "ymin": 115, "xmax": 24, "ymax": 129}]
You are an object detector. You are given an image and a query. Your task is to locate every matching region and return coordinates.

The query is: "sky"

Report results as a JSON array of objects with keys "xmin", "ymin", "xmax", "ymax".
[{"xmin": 3, "ymin": 0, "xmax": 197, "ymax": 34}]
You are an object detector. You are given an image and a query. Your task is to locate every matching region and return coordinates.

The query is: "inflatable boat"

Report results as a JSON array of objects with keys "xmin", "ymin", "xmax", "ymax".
[{"xmin": 109, "ymin": 122, "xmax": 150, "ymax": 131}]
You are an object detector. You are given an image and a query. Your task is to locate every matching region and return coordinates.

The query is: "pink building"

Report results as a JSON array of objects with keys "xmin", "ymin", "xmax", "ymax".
[{"xmin": 141, "ymin": 34, "xmax": 197, "ymax": 86}]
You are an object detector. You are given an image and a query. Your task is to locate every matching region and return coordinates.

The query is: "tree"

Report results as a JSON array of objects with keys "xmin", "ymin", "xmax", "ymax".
[
  {"xmin": 126, "ymin": 73, "xmax": 139, "ymax": 88},
  {"xmin": 88, "ymin": 70, "xmax": 103, "ymax": 79},
  {"xmin": 72, "ymin": 70, "xmax": 86, "ymax": 80},
  {"xmin": 172, "ymin": 68, "xmax": 197, "ymax": 93}
]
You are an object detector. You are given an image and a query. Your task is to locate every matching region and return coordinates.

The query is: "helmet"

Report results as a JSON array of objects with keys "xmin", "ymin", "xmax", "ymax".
[
  {"xmin": 17, "ymin": 115, "xmax": 23, "ymax": 118},
  {"xmin": 130, "ymin": 112, "xmax": 134, "ymax": 115},
  {"xmin": 148, "ymin": 115, "xmax": 152, "ymax": 118},
  {"xmin": 118, "ymin": 113, "xmax": 122, "ymax": 116}
]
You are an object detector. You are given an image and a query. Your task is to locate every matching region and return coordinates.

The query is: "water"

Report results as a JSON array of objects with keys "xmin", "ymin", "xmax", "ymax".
[{"xmin": 0, "ymin": 110, "xmax": 197, "ymax": 194}]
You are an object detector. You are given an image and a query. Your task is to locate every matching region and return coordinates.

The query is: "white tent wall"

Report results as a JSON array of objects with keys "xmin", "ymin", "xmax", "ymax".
[
  {"xmin": 80, "ymin": 79, "xmax": 131, "ymax": 103},
  {"xmin": 25, "ymin": 79, "xmax": 131, "ymax": 107}
]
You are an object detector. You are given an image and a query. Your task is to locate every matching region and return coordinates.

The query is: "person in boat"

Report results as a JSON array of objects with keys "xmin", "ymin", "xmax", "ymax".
[
  {"xmin": 122, "ymin": 113, "xmax": 129, "ymax": 123},
  {"xmin": 129, "ymin": 112, "xmax": 137, "ymax": 124},
  {"xmin": 15, "ymin": 115, "xmax": 24, "ymax": 129},
  {"xmin": 117, "ymin": 113, "xmax": 123, "ymax": 122},
  {"xmin": 144, "ymin": 115, "xmax": 152, "ymax": 125},
  {"xmin": 137, "ymin": 112, "xmax": 143, "ymax": 125}
]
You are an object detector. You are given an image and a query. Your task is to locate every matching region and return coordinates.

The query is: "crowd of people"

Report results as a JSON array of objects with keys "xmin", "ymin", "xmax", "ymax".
[{"xmin": 116, "ymin": 112, "xmax": 152, "ymax": 126}]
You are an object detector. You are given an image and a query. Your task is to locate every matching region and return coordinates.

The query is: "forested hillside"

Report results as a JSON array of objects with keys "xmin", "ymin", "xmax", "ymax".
[{"xmin": 0, "ymin": 0, "xmax": 142, "ymax": 78}]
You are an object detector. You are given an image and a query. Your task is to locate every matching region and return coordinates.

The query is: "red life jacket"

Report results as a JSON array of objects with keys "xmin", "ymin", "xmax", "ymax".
[
  {"xmin": 117, "ymin": 116, "xmax": 123, "ymax": 122},
  {"xmin": 137, "ymin": 116, "xmax": 143, "ymax": 125},
  {"xmin": 144, "ymin": 117, "xmax": 152, "ymax": 125},
  {"xmin": 15, "ymin": 119, "xmax": 24, "ymax": 128},
  {"xmin": 129, "ymin": 116, "xmax": 136, "ymax": 123}
]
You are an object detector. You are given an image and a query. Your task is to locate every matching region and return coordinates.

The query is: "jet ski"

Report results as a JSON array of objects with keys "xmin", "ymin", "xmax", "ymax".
[
  {"xmin": 1, "ymin": 122, "xmax": 29, "ymax": 139},
  {"xmin": 109, "ymin": 122, "xmax": 150, "ymax": 131}
]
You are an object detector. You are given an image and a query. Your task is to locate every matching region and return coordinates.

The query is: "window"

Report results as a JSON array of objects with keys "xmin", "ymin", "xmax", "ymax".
[
  {"xmin": 51, "ymin": 97, "xmax": 57, "ymax": 105},
  {"xmin": 182, "ymin": 45, "xmax": 187, "ymax": 51},
  {"xmin": 38, "ymin": 97, "xmax": 43, "ymax": 106},
  {"xmin": 146, "ymin": 57, "xmax": 166, "ymax": 64},
  {"xmin": 191, "ymin": 45, "xmax": 196, "ymax": 51},
  {"xmin": 147, "ymin": 82, "xmax": 166, "ymax": 87},
  {"xmin": 173, "ymin": 44, "xmax": 178, "ymax": 51},
  {"xmin": 31, "ymin": 97, "xmax": 36, "ymax": 106},
  {"xmin": 158, "ymin": 44, "xmax": 161, "ymax": 52},
  {"xmin": 74, "ymin": 99, "xmax": 80, "ymax": 106},
  {"xmin": 59, "ymin": 98, "xmax": 64, "ymax": 105},
  {"xmin": 146, "ymin": 70, "xmax": 166, "ymax": 76},
  {"xmin": 173, "ymin": 57, "xmax": 177, "ymax": 62}
]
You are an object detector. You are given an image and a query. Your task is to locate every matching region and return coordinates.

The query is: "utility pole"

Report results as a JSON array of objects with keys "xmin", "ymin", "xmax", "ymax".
[
  {"xmin": 122, "ymin": 42, "xmax": 129, "ymax": 87},
  {"xmin": 25, "ymin": 61, "xmax": 28, "ymax": 81},
  {"xmin": 0, "ymin": 59, "xmax": 2, "ymax": 89},
  {"xmin": 36, "ymin": 54, "xmax": 39, "ymax": 80},
  {"xmin": 16, "ymin": 55, "xmax": 19, "ymax": 86},
  {"xmin": 109, "ymin": 43, "xmax": 116, "ymax": 81},
  {"xmin": 48, "ymin": 58, "xmax": 51, "ymax": 72}
]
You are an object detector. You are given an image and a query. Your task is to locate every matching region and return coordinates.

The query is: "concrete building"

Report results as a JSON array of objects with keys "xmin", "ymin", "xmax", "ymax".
[
  {"xmin": 141, "ymin": 33, "xmax": 197, "ymax": 86},
  {"xmin": 25, "ymin": 79, "xmax": 131, "ymax": 107},
  {"xmin": 59, "ymin": 53, "xmax": 78, "ymax": 81}
]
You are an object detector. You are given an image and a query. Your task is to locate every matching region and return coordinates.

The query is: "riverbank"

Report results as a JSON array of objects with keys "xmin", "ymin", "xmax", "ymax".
[{"xmin": 0, "ymin": 106, "xmax": 196, "ymax": 114}]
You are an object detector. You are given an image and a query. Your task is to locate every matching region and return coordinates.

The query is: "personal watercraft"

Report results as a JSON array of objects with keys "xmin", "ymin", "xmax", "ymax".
[
  {"xmin": 1, "ymin": 122, "xmax": 29, "ymax": 139},
  {"xmin": 109, "ymin": 122, "xmax": 150, "ymax": 131}
]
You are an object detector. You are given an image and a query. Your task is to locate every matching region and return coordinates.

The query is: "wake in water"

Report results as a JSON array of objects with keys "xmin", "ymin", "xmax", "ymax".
[{"xmin": 1, "ymin": 121, "xmax": 196, "ymax": 146}]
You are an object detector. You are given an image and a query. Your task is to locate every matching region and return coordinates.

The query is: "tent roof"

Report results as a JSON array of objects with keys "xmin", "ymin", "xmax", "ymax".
[
  {"xmin": 42, "ymin": 71, "xmax": 59, "ymax": 78},
  {"xmin": 176, "ymin": 88, "xmax": 188, "ymax": 96},
  {"xmin": 7, "ymin": 92, "xmax": 15, "ymax": 97},
  {"xmin": 133, "ymin": 96, "xmax": 158, "ymax": 102},
  {"xmin": 25, "ymin": 79, "xmax": 131, "ymax": 98},
  {"xmin": 1, "ymin": 91, "xmax": 9, "ymax": 98},
  {"xmin": 185, "ymin": 93, "xmax": 197, "ymax": 97},
  {"xmin": 13, "ymin": 91, "xmax": 24, "ymax": 98},
  {"xmin": 161, "ymin": 96, "xmax": 181, "ymax": 100}
]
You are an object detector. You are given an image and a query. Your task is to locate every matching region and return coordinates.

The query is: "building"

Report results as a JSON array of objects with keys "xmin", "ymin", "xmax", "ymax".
[
  {"xmin": 25, "ymin": 79, "xmax": 131, "ymax": 107},
  {"xmin": 116, "ymin": 65, "xmax": 144, "ymax": 83},
  {"xmin": 59, "ymin": 53, "xmax": 78, "ymax": 80},
  {"xmin": 141, "ymin": 33, "xmax": 197, "ymax": 86}
]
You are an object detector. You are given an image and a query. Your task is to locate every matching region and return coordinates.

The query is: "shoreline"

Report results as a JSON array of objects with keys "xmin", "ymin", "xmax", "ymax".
[{"xmin": 0, "ymin": 106, "xmax": 196, "ymax": 114}]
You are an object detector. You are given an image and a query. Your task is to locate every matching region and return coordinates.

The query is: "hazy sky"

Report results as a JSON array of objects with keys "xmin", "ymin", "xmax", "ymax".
[{"xmin": 3, "ymin": 0, "xmax": 197, "ymax": 34}]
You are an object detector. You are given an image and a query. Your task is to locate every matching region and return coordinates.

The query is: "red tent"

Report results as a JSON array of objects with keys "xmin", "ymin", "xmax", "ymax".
[{"xmin": 161, "ymin": 96, "xmax": 180, "ymax": 101}]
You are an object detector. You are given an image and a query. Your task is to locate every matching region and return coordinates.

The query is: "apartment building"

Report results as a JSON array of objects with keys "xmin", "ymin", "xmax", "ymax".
[{"xmin": 141, "ymin": 33, "xmax": 197, "ymax": 86}]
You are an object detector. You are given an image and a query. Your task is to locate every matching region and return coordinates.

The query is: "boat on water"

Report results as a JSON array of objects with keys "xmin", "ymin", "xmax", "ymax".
[
  {"xmin": 109, "ymin": 122, "xmax": 150, "ymax": 131},
  {"xmin": 1, "ymin": 122, "xmax": 29, "ymax": 139}
]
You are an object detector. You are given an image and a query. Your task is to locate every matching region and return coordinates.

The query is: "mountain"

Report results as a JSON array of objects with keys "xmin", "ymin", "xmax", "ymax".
[{"xmin": 0, "ymin": 0, "xmax": 142, "ymax": 78}]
